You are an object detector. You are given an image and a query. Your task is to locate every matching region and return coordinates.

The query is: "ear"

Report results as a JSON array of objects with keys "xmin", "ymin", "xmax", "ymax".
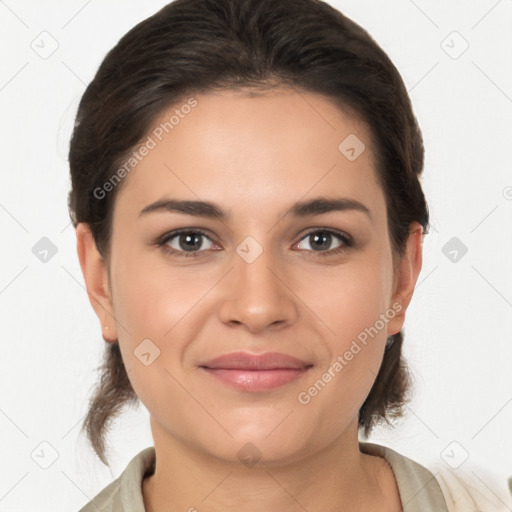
[
  {"xmin": 386, "ymin": 221, "xmax": 424, "ymax": 336},
  {"xmin": 75, "ymin": 223, "xmax": 117, "ymax": 342}
]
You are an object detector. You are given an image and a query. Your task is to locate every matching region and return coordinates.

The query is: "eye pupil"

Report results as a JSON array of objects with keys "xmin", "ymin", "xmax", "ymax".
[
  {"xmin": 310, "ymin": 232, "xmax": 331, "ymax": 251},
  {"xmin": 180, "ymin": 233, "xmax": 202, "ymax": 251}
]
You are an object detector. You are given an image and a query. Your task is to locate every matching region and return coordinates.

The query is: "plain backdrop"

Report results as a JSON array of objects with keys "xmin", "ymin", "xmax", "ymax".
[{"xmin": 1, "ymin": 1, "xmax": 511, "ymax": 510}]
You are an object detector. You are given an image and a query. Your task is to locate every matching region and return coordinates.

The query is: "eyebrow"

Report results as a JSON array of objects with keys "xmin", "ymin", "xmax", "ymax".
[{"xmin": 138, "ymin": 196, "xmax": 372, "ymax": 221}]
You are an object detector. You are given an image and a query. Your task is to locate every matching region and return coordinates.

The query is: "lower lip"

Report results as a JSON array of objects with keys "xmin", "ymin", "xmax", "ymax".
[{"xmin": 201, "ymin": 367, "xmax": 311, "ymax": 392}]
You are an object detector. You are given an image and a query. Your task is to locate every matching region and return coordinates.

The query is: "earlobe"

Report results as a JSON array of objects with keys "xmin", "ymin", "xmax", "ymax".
[
  {"xmin": 75, "ymin": 223, "xmax": 118, "ymax": 342},
  {"xmin": 386, "ymin": 222, "xmax": 424, "ymax": 336}
]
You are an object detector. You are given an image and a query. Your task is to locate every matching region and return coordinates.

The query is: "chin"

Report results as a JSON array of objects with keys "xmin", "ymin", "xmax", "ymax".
[{"xmin": 193, "ymin": 420, "xmax": 316, "ymax": 468}]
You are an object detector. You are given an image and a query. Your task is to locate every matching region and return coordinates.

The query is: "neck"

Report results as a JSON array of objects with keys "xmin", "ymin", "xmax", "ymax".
[{"xmin": 142, "ymin": 418, "xmax": 401, "ymax": 512}]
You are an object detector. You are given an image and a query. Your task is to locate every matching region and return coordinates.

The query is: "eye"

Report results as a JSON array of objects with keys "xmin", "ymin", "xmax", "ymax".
[
  {"xmin": 158, "ymin": 229, "xmax": 218, "ymax": 257},
  {"xmin": 157, "ymin": 228, "xmax": 353, "ymax": 258},
  {"xmin": 294, "ymin": 229, "xmax": 353, "ymax": 255}
]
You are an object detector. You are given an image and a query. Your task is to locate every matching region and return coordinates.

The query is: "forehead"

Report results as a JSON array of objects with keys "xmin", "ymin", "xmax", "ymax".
[{"xmin": 113, "ymin": 89, "xmax": 385, "ymax": 222}]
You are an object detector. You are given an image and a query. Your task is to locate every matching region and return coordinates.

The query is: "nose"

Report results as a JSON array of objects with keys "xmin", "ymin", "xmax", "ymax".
[{"xmin": 217, "ymin": 242, "xmax": 298, "ymax": 333}]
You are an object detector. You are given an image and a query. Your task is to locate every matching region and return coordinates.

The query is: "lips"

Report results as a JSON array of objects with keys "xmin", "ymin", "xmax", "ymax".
[
  {"xmin": 199, "ymin": 352, "xmax": 313, "ymax": 392},
  {"xmin": 200, "ymin": 351, "xmax": 311, "ymax": 370}
]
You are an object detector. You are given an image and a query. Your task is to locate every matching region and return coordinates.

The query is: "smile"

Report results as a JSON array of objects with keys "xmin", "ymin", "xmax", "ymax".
[{"xmin": 200, "ymin": 367, "xmax": 312, "ymax": 392}]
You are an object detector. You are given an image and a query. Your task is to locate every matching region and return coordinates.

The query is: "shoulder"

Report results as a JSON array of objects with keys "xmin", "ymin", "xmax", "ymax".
[
  {"xmin": 77, "ymin": 446, "xmax": 156, "ymax": 512},
  {"xmin": 360, "ymin": 441, "xmax": 512, "ymax": 512},
  {"xmin": 432, "ymin": 463, "xmax": 512, "ymax": 512},
  {"xmin": 78, "ymin": 478, "xmax": 121, "ymax": 512}
]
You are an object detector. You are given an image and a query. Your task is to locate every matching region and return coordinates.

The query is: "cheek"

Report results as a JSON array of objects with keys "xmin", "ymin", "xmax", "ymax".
[
  {"xmin": 298, "ymin": 247, "xmax": 394, "ymax": 401},
  {"xmin": 302, "ymin": 247, "xmax": 393, "ymax": 347},
  {"xmin": 111, "ymin": 248, "xmax": 213, "ymax": 339},
  {"xmin": 109, "ymin": 251, "xmax": 219, "ymax": 396},
  {"xmin": 294, "ymin": 267, "xmax": 393, "ymax": 440}
]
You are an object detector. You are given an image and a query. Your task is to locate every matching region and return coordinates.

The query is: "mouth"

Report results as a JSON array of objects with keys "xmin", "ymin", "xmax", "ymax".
[{"xmin": 199, "ymin": 352, "xmax": 313, "ymax": 392}]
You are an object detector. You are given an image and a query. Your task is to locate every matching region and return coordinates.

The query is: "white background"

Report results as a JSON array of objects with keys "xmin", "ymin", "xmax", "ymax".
[{"xmin": 1, "ymin": 1, "xmax": 511, "ymax": 510}]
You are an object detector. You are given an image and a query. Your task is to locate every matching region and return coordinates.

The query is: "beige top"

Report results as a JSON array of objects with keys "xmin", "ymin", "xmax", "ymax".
[{"xmin": 78, "ymin": 442, "xmax": 512, "ymax": 511}]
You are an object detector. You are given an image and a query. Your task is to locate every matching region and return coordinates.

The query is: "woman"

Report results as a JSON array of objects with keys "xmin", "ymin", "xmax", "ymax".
[{"xmin": 69, "ymin": 0, "xmax": 511, "ymax": 510}]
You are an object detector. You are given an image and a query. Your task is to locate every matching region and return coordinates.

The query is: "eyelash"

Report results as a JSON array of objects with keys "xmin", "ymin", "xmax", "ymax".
[{"xmin": 156, "ymin": 228, "xmax": 354, "ymax": 259}]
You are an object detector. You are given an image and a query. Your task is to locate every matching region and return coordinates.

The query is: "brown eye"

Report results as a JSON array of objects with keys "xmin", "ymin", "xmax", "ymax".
[
  {"xmin": 159, "ymin": 229, "xmax": 218, "ymax": 257},
  {"xmin": 295, "ymin": 229, "xmax": 353, "ymax": 254},
  {"xmin": 174, "ymin": 232, "xmax": 206, "ymax": 252}
]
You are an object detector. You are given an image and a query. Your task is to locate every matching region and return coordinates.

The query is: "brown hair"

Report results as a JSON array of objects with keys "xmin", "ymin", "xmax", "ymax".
[{"xmin": 68, "ymin": 0, "xmax": 429, "ymax": 466}]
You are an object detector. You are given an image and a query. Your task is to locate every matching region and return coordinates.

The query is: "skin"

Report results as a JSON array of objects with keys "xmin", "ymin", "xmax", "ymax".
[{"xmin": 76, "ymin": 88, "xmax": 423, "ymax": 511}]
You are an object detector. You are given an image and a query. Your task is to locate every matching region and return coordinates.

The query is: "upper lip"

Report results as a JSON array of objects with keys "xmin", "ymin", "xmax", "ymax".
[{"xmin": 200, "ymin": 352, "xmax": 313, "ymax": 370}]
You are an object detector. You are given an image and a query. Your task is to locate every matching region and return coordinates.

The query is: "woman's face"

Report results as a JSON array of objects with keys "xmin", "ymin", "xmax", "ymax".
[{"xmin": 83, "ymin": 88, "xmax": 421, "ymax": 465}]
